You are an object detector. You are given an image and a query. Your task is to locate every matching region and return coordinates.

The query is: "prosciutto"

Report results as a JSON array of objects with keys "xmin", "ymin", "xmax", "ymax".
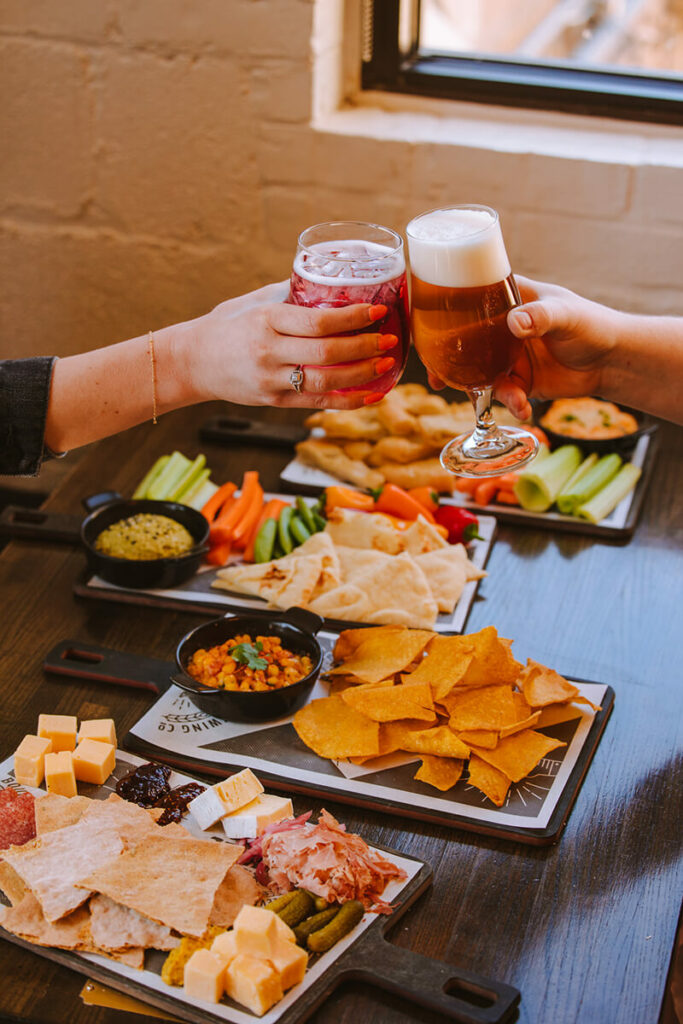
[{"xmin": 261, "ymin": 809, "xmax": 406, "ymax": 911}]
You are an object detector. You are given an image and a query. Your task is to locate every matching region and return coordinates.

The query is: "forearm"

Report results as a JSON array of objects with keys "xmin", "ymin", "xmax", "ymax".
[
  {"xmin": 599, "ymin": 312, "xmax": 683, "ymax": 424},
  {"xmin": 44, "ymin": 319, "xmax": 201, "ymax": 453}
]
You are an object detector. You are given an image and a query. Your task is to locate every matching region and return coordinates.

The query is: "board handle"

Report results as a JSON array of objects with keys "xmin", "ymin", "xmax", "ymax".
[
  {"xmin": 342, "ymin": 928, "xmax": 520, "ymax": 1024},
  {"xmin": 0, "ymin": 505, "xmax": 82, "ymax": 543},
  {"xmin": 199, "ymin": 415, "xmax": 307, "ymax": 448},
  {"xmin": 43, "ymin": 640, "xmax": 174, "ymax": 698}
]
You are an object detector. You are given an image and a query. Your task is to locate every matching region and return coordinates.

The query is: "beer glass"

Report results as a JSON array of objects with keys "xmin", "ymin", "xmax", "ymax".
[
  {"xmin": 289, "ymin": 221, "xmax": 409, "ymax": 395},
  {"xmin": 406, "ymin": 204, "xmax": 539, "ymax": 477}
]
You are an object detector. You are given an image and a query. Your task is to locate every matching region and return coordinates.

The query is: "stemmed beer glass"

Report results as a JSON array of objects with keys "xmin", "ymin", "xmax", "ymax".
[
  {"xmin": 288, "ymin": 221, "xmax": 410, "ymax": 396},
  {"xmin": 406, "ymin": 205, "xmax": 539, "ymax": 477}
]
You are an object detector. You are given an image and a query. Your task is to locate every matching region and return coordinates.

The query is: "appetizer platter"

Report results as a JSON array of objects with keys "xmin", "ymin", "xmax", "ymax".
[
  {"xmin": 43, "ymin": 620, "xmax": 613, "ymax": 845},
  {"xmin": 279, "ymin": 386, "xmax": 658, "ymax": 540},
  {"xmin": 0, "ymin": 743, "xmax": 520, "ymax": 1023}
]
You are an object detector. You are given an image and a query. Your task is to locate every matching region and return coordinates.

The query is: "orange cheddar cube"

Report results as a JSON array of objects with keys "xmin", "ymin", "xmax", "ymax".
[
  {"xmin": 44, "ymin": 751, "xmax": 77, "ymax": 797},
  {"xmin": 14, "ymin": 734, "xmax": 52, "ymax": 788},
  {"xmin": 78, "ymin": 718, "xmax": 117, "ymax": 747},
  {"xmin": 211, "ymin": 930, "xmax": 238, "ymax": 966},
  {"xmin": 183, "ymin": 949, "xmax": 225, "ymax": 1003},
  {"xmin": 72, "ymin": 738, "xmax": 116, "ymax": 785},
  {"xmin": 271, "ymin": 938, "xmax": 308, "ymax": 991},
  {"xmin": 233, "ymin": 906, "xmax": 281, "ymax": 958},
  {"xmin": 225, "ymin": 954, "xmax": 283, "ymax": 1016},
  {"xmin": 37, "ymin": 714, "xmax": 77, "ymax": 753}
]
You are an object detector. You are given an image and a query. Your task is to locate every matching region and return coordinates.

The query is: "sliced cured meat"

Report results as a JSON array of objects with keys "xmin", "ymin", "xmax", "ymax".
[{"xmin": 0, "ymin": 788, "xmax": 36, "ymax": 850}]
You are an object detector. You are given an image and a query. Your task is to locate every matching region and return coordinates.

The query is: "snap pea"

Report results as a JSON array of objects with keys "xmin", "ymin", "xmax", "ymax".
[
  {"xmin": 277, "ymin": 889, "xmax": 314, "ymax": 928},
  {"xmin": 294, "ymin": 906, "xmax": 339, "ymax": 946},
  {"xmin": 289, "ymin": 514, "xmax": 312, "ymax": 546},
  {"xmin": 278, "ymin": 506, "xmax": 294, "ymax": 554},
  {"xmin": 265, "ymin": 891, "xmax": 299, "ymax": 914},
  {"xmin": 307, "ymin": 900, "xmax": 364, "ymax": 953},
  {"xmin": 295, "ymin": 496, "xmax": 317, "ymax": 534},
  {"xmin": 272, "ymin": 537, "xmax": 285, "ymax": 560},
  {"xmin": 311, "ymin": 511, "xmax": 327, "ymax": 532},
  {"xmin": 253, "ymin": 518, "xmax": 278, "ymax": 563}
]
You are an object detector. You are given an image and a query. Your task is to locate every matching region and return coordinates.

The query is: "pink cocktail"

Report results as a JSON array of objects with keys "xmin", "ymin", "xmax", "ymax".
[{"xmin": 288, "ymin": 221, "xmax": 409, "ymax": 395}]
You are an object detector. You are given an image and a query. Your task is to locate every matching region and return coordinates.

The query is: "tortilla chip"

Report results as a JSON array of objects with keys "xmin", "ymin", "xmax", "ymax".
[
  {"xmin": 0, "ymin": 860, "xmax": 28, "ymax": 905},
  {"xmin": 467, "ymin": 755, "xmax": 511, "ymax": 807},
  {"xmin": 292, "ymin": 695, "xmax": 380, "ymax": 759},
  {"xmin": 383, "ymin": 722, "xmax": 470, "ymax": 759},
  {"xmin": 470, "ymin": 729, "xmax": 566, "ymax": 784},
  {"xmin": 89, "ymin": 893, "xmax": 178, "ymax": 951},
  {"xmin": 329, "ymin": 626, "xmax": 435, "ymax": 683},
  {"xmin": 445, "ymin": 684, "xmax": 518, "ymax": 732},
  {"xmin": 324, "ymin": 508, "xmax": 405, "ymax": 555},
  {"xmin": 80, "ymin": 835, "xmax": 242, "ymax": 938},
  {"xmin": 414, "ymin": 548, "xmax": 467, "ymax": 613},
  {"xmin": 342, "ymin": 681, "xmax": 435, "ymax": 722},
  {"xmin": 518, "ymin": 659, "xmax": 581, "ymax": 707},
  {"xmin": 402, "ymin": 634, "xmax": 474, "ymax": 699},
  {"xmin": 414, "ymin": 755, "xmax": 464, "ymax": 791},
  {"xmin": 499, "ymin": 711, "xmax": 541, "ymax": 738},
  {"xmin": 209, "ymin": 864, "xmax": 263, "ymax": 929},
  {"xmin": 295, "ymin": 438, "xmax": 385, "ymax": 489},
  {"xmin": 456, "ymin": 626, "xmax": 524, "ymax": 689},
  {"xmin": 34, "ymin": 793, "xmax": 92, "ymax": 835},
  {"xmin": 455, "ymin": 729, "xmax": 499, "ymax": 749},
  {"xmin": 402, "ymin": 516, "xmax": 449, "ymax": 555}
]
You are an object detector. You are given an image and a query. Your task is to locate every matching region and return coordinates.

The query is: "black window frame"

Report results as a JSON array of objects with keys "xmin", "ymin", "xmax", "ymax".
[{"xmin": 362, "ymin": 0, "xmax": 683, "ymax": 126}]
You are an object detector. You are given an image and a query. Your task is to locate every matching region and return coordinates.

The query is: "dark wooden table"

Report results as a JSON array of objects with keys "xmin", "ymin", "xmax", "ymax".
[{"xmin": 0, "ymin": 401, "xmax": 681, "ymax": 1024}]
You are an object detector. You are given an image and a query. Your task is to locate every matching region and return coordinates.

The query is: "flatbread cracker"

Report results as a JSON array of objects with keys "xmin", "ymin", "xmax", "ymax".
[
  {"xmin": 209, "ymin": 864, "xmax": 263, "ymax": 928},
  {"xmin": 89, "ymin": 893, "xmax": 178, "ymax": 951}
]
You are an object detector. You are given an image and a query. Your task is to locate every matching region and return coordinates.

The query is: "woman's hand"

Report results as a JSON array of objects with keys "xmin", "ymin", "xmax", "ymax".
[{"xmin": 187, "ymin": 282, "xmax": 397, "ymax": 409}]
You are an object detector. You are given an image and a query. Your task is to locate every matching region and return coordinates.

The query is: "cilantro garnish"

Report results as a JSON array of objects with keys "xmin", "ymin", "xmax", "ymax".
[{"xmin": 231, "ymin": 641, "xmax": 268, "ymax": 670}]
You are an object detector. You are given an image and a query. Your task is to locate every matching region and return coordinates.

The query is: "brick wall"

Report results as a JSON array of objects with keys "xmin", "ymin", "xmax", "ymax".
[{"xmin": 1, "ymin": 0, "xmax": 681, "ymax": 360}]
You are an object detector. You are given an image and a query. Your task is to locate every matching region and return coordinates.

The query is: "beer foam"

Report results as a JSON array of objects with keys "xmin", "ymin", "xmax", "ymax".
[
  {"xmin": 406, "ymin": 208, "xmax": 511, "ymax": 288},
  {"xmin": 293, "ymin": 240, "xmax": 404, "ymax": 287}
]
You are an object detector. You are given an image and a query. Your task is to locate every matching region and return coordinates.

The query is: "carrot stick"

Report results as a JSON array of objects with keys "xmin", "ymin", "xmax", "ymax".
[
  {"xmin": 474, "ymin": 480, "xmax": 499, "ymax": 506},
  {"xmin": 231, "ymin": 483, "xmax": 265, "ymax": 550},
  {"xmin": 201, "ymin": 480, "xmax": 237, "ymax": 523},
  {"xmin": 496, "ymin": 489, "xmax": 520, "ymax": 505},
  {"xmin": 209, "ymin": 471, "xmax": 260, "ymax": 544},
  {"xmin": 205, "ymin": 541, "xmax": 232, "ymax": 566},
  {"xmin": 455, "ymin": 478, "xmax": 479, "ymax": 494}
]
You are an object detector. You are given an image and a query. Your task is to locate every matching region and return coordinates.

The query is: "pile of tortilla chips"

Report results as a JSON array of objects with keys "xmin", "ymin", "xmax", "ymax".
[
  {"xmin": 296, "ymin": 383, "xmax": 526, "ymax": 492},
  {"xmin": 0, "ymin": 792, "xmax": 261, "ymax": 968},
  {"xmin": 293, "ymin": 626, "xmax": 600, "ymax": 807},
  {"xmin": 212, "ymin": 509, "xmax": 485, "ymax": 629}
]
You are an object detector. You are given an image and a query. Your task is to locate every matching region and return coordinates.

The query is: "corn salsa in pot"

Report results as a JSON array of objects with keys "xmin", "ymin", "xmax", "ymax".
[{"xmin": 186, "ymin": 634, "xmax": 313, "ymax": 692}]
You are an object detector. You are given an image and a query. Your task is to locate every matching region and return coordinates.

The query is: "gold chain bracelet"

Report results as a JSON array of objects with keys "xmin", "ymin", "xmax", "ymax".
[{"xmin": 147, "ymin": 331, "xmax": 158, "ymax": 425}]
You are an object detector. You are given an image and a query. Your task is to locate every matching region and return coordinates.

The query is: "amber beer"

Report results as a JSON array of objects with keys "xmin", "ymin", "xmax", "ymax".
[{"xmin": 407, "ymin": 207, "xmax": 522, "ymax": 391}]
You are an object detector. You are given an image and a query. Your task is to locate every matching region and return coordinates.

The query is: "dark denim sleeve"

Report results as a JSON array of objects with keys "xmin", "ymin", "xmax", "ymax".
[{"xmin": 0, "ymin": 357, "xmax": 58, "ymax": 476}]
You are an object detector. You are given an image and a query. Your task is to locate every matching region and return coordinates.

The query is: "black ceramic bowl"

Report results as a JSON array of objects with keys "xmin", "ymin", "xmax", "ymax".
[
  {"xmin": 80, "ymin": 492, "xmax": 210, "ymax": 589},
  {"xmin": 533, "ymin": 400, "xmax": 655, "ymax": 456},
  {"xmin": 173, "ymin": 607, "xmax": 324, "ymax": 723}
]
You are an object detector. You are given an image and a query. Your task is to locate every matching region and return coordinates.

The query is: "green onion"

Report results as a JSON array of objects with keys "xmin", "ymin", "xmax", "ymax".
[
  {"xmin": 556, "ymin": 454, "xmax": 599, "ymax": 514},
  {"xmin": 557, "ymin": 453, "xmax": 622, "ymax": 516},
  {"xmin": 576, "ymin": 463, "xmax": 642, "ymax": 523},
  {"xmin": 514, "ymin": 445, "xmax": 582, "ymax": 512},
  {"xmin": 132, "ymin": 455, "xmax": 169, "ymax": 499}
]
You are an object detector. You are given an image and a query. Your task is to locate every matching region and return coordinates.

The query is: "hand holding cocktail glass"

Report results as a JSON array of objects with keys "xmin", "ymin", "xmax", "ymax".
[{"xmin": 406, "ymin": 205, "xmax": 539, "ymax": 477}]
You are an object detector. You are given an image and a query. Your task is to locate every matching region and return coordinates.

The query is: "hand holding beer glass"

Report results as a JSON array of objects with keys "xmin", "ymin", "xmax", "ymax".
[{"xmin": 407, "ymin": 205, "xmax": 539, "ymax": 477}]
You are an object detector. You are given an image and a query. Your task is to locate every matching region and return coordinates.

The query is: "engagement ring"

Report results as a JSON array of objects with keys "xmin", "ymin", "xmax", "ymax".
[{"xmin": 289, "ymin": 366, "xmax": 305, "ymax": 393}]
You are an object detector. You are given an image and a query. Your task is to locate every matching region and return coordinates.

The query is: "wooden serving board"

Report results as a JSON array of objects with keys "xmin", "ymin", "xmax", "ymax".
[
  {"xmin": 43, "ymin": 638, "xmax": 614, "ymax": 846},
  {"xmin": 0, "ymin": 753, "xmax": 520, "ymax": 1024}
]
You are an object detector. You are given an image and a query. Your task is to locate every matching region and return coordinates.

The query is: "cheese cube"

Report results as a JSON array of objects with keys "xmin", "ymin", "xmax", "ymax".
[
  {"xmin": 72, "ymin": 738, "xmax": 116, "ymax": 785},
  {"xmin": 78, "ymin": 718, "xmax": 117, "ymax": 747},
  {"xmin": 211, "ymin": 930, "xmax": 238, "ymax": 966},
  {"xmin": 271, "ymin": 914, "xmax": 296, "ymax": 946},
  {"xmin": 225, "ymin": 954, "xmax": 283, "ymax": 1016},
  {"xmin": 183, "ymin": 949, "xmax": 225, "ymax": 1003},
  {"xmin": 215, "ymin": 769, "xmax": 264, "ymax": 816},
  {"xmin": 188, "ymin": 786, "xmax": 231, "ymax": 831},
  {"xmin": 44, "ymin": 751, "xmax": 77, "ymax": 797},
  {"xmin": 37, "ymin": 714, "xmax": 77, "ymax": 753},
  {"xmin": 270, "ymin": 938, "xmax": 308, "ymax": 991},
  {"xmin": 14, "ymin": 734, "xmax": 53, "ymax": 787},
  {"xmin": 233, "ymin": 906, "xmax": 281, "ymax": 958},
  {"xmin": 221, "ymin": 794, "xmax": 294, "ymax": 840}
]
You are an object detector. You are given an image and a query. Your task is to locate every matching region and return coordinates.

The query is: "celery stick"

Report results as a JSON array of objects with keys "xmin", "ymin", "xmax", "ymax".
[
  {"xmin": 186, "ymin": 478, "xmax": 218, "ymax": 512},
  {"xmin": 168, "ymin": 454, "xmax": 207, "ymax": 502},
  {"xmin": 557, "ymin": 453, "xmax": 622, "ymax": 516},
  {"xmin": 514, "ymin": 445, "xmax": 582, "ymax": 512},
  {"xmin": 147, "ymin": 451, "xmax": 192, "ymax": 500},
  {"xmin": 556, "ymin": 454, "xmax": 599, "ymax": 514},
  {"xmin": 132, "ymin": 455, "xmax": 169, "ymax": 499},
  {"xmin": 576, "ymin": 463, "xmax": 642, "ymax": 523},
  {"xmin": 179, "ymin": 468, "xmax": 212, "ymax": 507}
]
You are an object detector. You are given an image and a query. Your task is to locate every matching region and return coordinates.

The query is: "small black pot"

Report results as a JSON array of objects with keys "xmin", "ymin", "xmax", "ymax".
[
  {"xmin": 533, "ymin": 400, "xmax": 655, "ymax": 456},
  {"xmin": 80, "ymin": 492, "xmax": 210, "ymax": 589},
  {"xmin": 173, "ymin": 607, "xmax": 324, "ymax": 723}
]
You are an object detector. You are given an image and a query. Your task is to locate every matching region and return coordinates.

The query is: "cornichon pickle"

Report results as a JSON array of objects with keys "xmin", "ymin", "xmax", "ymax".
[
  {"xmin": 307, "ymin": 900, "xmax": 364, "ymax": 953},
  {"xmin": 277, "ymin": 889, "xmax": 314, "ymax": 927},
  {"xmin": 310, "ymin": 894, "xmax": 330, "ymax": 913},
  {"xmin": 293, "ymin": 907, "xmax": 339, "ymax": 946},
  {"xmin": 265, "ymin": 891, "xmax": 299, "ymax": 914}
]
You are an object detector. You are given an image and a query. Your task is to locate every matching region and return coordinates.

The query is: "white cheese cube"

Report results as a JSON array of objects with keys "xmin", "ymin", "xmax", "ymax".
[
  {"xmin": 188, "ymin": 786, "xmax": 230, "ymax": 830},
  {"xmin": 221, "ymin": 794, "xmax": 294, "ymax": 840}
]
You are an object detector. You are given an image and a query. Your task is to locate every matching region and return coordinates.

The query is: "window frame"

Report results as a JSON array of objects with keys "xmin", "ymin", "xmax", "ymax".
[{"xmin": 361, "ymin": 0, "xmax": 683, "ymax": 127}]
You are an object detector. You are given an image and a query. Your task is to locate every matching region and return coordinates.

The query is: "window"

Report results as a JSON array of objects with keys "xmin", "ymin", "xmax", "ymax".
[{"xmin": 362, "ymin": 0, "xmax": 683, "ymax": 125}]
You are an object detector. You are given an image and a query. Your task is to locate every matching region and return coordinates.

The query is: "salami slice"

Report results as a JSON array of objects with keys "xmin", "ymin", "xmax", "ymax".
[{"xmin": 0, "ymin": 787, "xmax": 36, "ymax": 850}]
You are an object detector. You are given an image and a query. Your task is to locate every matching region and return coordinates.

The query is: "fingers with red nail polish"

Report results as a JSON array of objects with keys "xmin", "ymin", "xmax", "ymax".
[
  {"xmin": 378, "ymin": 334, "xmax": 398, "ymax": 352},
  {"xmin": 368, "ymin": 304, "xmax": 388, "ymax": 322}
]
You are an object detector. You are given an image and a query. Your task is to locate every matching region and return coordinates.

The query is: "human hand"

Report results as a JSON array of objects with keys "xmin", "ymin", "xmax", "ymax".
[
  {"xmin": 425, "ymin": 276, "xmax": 618, "ymax": 421},
  {"xmin": 187, "ymin": 282, "xmax": 399, "ymax": 409}
]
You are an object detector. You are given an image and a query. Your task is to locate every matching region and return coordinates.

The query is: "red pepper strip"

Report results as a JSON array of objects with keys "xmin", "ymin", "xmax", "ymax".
[
  {"xmin": 209, "ymin": 470, "xmax": 260, "ymax": 544},
  {"xmin": 407, "ymin": 486, "xmax": 439, "ymax": 514},
  {"xmin": 243, "ymin": 499, "xmax": 290, "ymax": 563},
  {"xmin": 201, "ymin": 480, "xmax": 237, "ymax": 524},
  {"xmin": 374, "ymin": 483, "xmax": 436, "ymax": 523},
  {"xmin": 434, "ymin": 505, "xmax": 482, "ymax": 544},
  {"xmin": 325, "ymin": 486, "xmax": 375, "ymax": 515},
  {"xmin": 231, "ymin": 483, "xmax": 265, "ymax": 551},
  {"xmin": 205, "ymin": 541, "xmax": 232, "ymax": 566}
]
